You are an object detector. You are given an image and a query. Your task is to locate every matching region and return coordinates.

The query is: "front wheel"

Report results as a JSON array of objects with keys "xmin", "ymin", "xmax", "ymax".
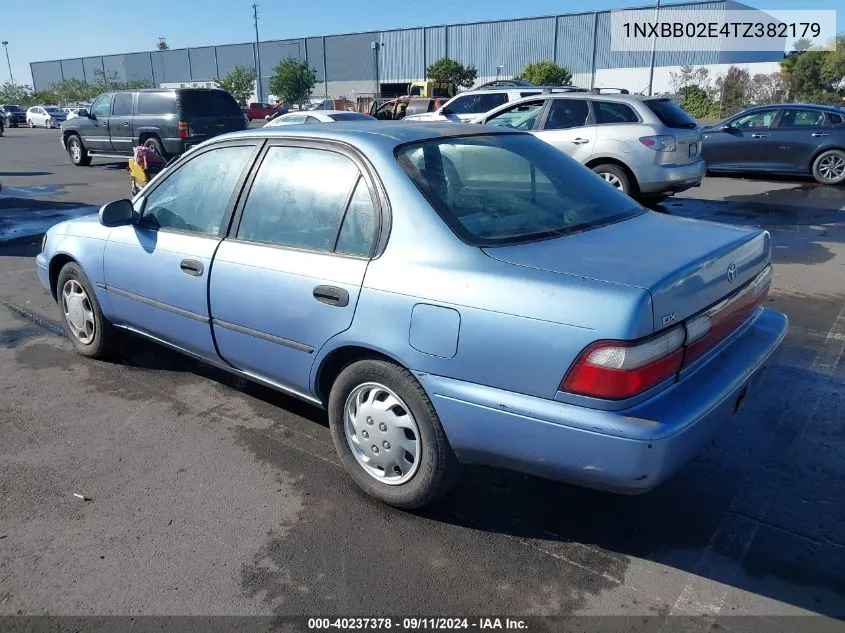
[
  {"xmin": 28, "ymin": 118, "xmax": 34, "ymax": 128},
  {"xmin": 812, "ymin": 149, "xmax": 845, "ymax": 186},
  {"xmin": 56, "ymin": 262, "xmax": 118, "ymax": 359},
  {"xmin": 67, "ymin": 135, "xmax": 92, "ymax": 166},
  {"xmin": 328, "ymin": 359, "xmax": 461, "ymax": 509},
  {"xmin": 45, "ymin": 118, "xmax": 51, "ymax": 129}
]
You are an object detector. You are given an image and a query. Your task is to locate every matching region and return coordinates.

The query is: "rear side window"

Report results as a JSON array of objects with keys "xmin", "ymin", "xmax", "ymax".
[
  {"xmin": 181, "ymin": 91, "xmax": 242, "ymax": 117},
  {"xmin": 137, "ymin": 92, "xmax": 176, "ymax": 116},
  {"xmin": 644, "ymin": 98, "xmax": 697, "ymax": 129},
  {"xmin": 237, "ymin": 146, "xmax": 361, "ymax": 253},
  {"xmin": 830, "ymin": 112, "xmax": 843, "ymax": 125},
  {"xmin": 112, "ymin": 93, "xmax": 133, "ymax": 117},
  {"xmin": 778, "ymin": 109, "xmax": 824, "ymax": 127},
  {"xmin": 593, "ymin": 101, "xmax": 639, "ymax": 124},
  {"xmin": 520, "ymin": 91, "xmax": 542, "ymax": 98},
  {"xmin": 477, "ymin": 93, "xmax": 508, "ymax": 112}
]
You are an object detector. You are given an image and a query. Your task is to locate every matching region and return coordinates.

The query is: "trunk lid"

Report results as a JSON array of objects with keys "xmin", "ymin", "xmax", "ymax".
[{"xmin": 482, "ymin": 212, "xmax": 770, "ymax": 331}]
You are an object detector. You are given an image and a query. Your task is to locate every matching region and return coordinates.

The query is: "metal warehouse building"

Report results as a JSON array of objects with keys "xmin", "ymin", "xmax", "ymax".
[{"xmin": 30, "ymin": 0, "xmax": 783, "ymax": 99}]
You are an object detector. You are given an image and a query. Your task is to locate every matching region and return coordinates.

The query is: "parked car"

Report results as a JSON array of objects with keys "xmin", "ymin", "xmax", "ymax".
[
  {"xmin": 247, "ymin": 102, "xmax": 277, "ymax": 120},
  {"xmin": 1, "ymin": 104, "xmax": 26, "ymax": 127},
  {"xmin": 476, "ymin": 92, "xmax": 705, "ymax": 201},
  {"xmin": 264, "ymin": 110, "xmax": 374, "ymax": 127},
  {"xmin": 404, "ymin": 85, "xmax": 585, "ymax": 123},
  {"xmin": 371, "ymin": 97, "xmax": 448, "ymax": 121},
  {"xmin": 702, "ymin": 104, "xmax": 845, "ymax": 185},
  {"xmin": 36, "ymin": 122, "xmax": 787, "ymax": 509},
  {"xmin": 60, "ymin": 88, "xmax": 247, "ymax": 165},
  {"xmin": 27, "ymin": 105, "xmax": 67, "ymax": 128}
]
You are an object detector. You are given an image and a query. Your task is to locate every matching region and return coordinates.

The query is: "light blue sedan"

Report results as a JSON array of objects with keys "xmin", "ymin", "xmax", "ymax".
[{"xmin": 36, "ymin": 122, "xmax": 788, "ymax": 508}]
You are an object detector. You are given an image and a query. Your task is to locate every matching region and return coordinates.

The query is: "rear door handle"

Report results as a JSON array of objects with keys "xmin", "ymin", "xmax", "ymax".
[
  {"xmin": 811, "ymin": 132, "xmax": 829, "ymax": 137},
  {"xmin": 313, "ymin": 285, "xmax": 349, "ymax": 307},
  {"xmin": 123, "ymin": 121, "xmax": 130, "ymax": 126},
  {"xmin": 571, "ymin": 138, "xmax": 590, "ymax": 145},
  {"xmin": 751, "ymin": 133, "xmax": 768, "ymax": 138},
  {"xmin": 180, "ymin": 259, "xmax": 204, "ymax": 277}
]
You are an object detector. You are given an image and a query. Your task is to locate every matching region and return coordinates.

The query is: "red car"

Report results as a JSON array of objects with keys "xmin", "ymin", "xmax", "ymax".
[{"xmin": 246, "ymin": 102, "xmax": 277, "ymax": 120}]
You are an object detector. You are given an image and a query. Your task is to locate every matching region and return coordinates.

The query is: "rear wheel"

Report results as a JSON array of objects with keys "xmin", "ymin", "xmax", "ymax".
[
  {"xmin": 67, "ymin": 135, "xmax": 92, "ymax": 166},
  {"xmin": 812, "ymin": 149, "xmax": 845, "ymax": 185},
  {"xmin": 143, "ymin": 136, "xmax": 166, "ymax": 158},
  {"xmin": 45, "ymin": 117, "xmax": 51, "ymax": 129},
  {"xmin": 592, "ymin": 163, "xmax": 632, "ymax": 196},
  {"xmin": 328, "ymin": 359, "xmax": 461, "ymax": 509}
]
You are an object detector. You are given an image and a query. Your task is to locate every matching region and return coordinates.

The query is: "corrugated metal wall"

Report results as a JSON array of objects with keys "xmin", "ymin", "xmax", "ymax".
[{"xmin": 31, "ymin": 0, "xmax": 784, "ymax": 93}]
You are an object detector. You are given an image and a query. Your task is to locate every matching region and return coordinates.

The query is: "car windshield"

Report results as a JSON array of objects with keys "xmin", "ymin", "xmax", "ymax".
[
  {"xmin": 4, "ymin": 105, "xmax": 22, "ymax": 112},
  {"xmin": 644, "ymin": 98, "xmax": 697, "ymax": 129},
  {"xmin": 396, "ymin": 133, "xmax": 643, "ymax": 246},
  {"xmin": 327, "ymin": 112, "xmax": 372, "ymax": 121}
]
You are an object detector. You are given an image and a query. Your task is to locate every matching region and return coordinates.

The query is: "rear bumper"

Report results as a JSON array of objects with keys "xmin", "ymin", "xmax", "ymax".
[
  {"xmin": 416, "ymin": 307, "xmax": 787, "ymax": 493},
  {"xmin": 636, "ymin": 158, "xmax": 706, "ymax": 195}
]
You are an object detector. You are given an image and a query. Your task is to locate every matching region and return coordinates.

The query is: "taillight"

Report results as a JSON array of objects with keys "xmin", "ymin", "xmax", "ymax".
[
  {"xmin": 178, "ymin": 120, "xmax": 189, "ymax": 138},
  {"xmin": 639, "ymin": 135, "xmax": 676, "ymax": 152},
  {"xmin": 562, "ymin": 327, "xmax": 685, "ymax": 400},
  {"xmin": 684, "ymin": 266, "xmax": 771, "ymax": 366}
]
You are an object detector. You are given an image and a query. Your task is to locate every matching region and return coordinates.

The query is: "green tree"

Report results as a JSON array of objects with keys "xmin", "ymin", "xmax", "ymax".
[
  {"xmin": 679, "ymin": 85, "xmax": 714, "ymax": 118},
  {"xmin": 268, "ymin": 58, "xmax": 317, "ymax": 106},
  {"xmin": 515, "ymin": 60, "xmax": 572, "ymax": 86},
  {"xmin": 715, "ymin": 66, "xmax": 750, "ymax": 116},
  {"xmin": 0, "ymin": 81, "xmax": 33, "ymax": 105},
  {"xmin": 215, "ymin": 65, "xmax": 256, "ymax": 106},
  {"xmin": 91, "ymin": 68, "xmax": 153, "ymax": 92},
  {"xmin": 425, "ymin": 58, "xmax": 478, "ymax": 89},
  {"xmin": 50, "ymin": 78, "xmax": 100, "ymax": 105},
  {"xmin": 30, "ymin": 89, "xmax": 60, "ymax": 105}
]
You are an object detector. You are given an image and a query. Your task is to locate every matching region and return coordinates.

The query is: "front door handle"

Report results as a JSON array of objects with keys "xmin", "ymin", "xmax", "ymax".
[
  {"xmin": 180, "ymin": 259, "xmax": 204, "ymax": 277},
  {"xmin": 751, "ymin": 133, "xmax": 768, "ymax": 138},
  {"xmin": 313, "ymin": 285, "xmax": 349, "ymax": 307},
  {"xmin": 571, "ymin": 138, "xmax": 590, "ymax": 145},
  {"xmin": 811, "ymin": 132, "xmax": 829, "ymax": 137},
  {"xmin": 123, "ymin": 121, "xmax": 130, "ymax": 126}
]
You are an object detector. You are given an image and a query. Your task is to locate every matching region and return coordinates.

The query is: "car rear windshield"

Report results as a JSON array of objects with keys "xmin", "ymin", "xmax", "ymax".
[
  {"xmin": 180, "ymin": 90, "xmax": 242, "ymax": 117},
  {"xmin": 327, "ymin": 112, "xmax": 373, "ymax": 121},
  {"xmin": 396, "ymin": 133, "xmax": 643, "ymax": 246},
  {"xmin": 644, "ymin": 98, "xmax": 698, "ymax": 129}
]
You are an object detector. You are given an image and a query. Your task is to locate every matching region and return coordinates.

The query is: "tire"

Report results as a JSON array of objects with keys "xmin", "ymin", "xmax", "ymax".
[
  {"xmin": 56, "ymin": 262, "xmax": 118, "ymax": 359},
  {"xmin": 811, "ymin": 149, "xmax": 845, "ymax": 186},
  {"xmin": 28, "ymin": 118, "xmax": 34, "ymax": 128},
  {"xmin": 45, "ymin": 117, "xmax": 51, "ymax": 129},
  {"xmin": 591, "ymin": 163, "xmax": 632, "ymax": 196},
  {"xmin": 66, "ymin": 134, "xmax": 92, "ymax": 166},
  {"xmin": 143, "ymin": 136, "xmax": 166, "ymax": 158},
  {"xmin": 328, "ymin": 359, "xmax": 461, "ymax": 509}
]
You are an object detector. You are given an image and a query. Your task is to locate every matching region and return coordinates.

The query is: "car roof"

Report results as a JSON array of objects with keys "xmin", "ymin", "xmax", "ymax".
[
  {"xmin": 224, "ymin": 120, "xmax": 522, "ymax": 148},
  {"xmin": 739, "ymin": 103, "xmax": 843, "ymax": 113}
]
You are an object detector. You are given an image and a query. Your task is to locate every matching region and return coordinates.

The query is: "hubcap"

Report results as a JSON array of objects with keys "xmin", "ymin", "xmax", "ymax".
[
  {"xmin": 70, "ymin": 141, "xmax": 81, "ymax": 162},
  {"xmin": 600, "ymin": 171, "xmax": 624, "ymax": 190},
  {"xmin": 61, "ymin": 279, "xmax": 96, "ymax": 345},
  {"xmin": 343, "ymin": 383, "xmax": 421, "ymax": 485},
  {"xmin": 818, "ymin": 154, "xmax": 845, "ymax": 182}
]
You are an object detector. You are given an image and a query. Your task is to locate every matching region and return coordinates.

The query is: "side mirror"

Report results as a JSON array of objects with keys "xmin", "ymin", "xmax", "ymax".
[
  {"xmin": 440, "ymin": 107, "xmax": 454, "ymax": 116},
  {"xmin": 719, "ymin": 124, "xmax": 733, "ymax": 132},
  {"xmin": 99, "ymin": 199, "xmax": 135, "ymax": 227},
  {"xmin": 78, "ymin": 109, "xmax": 88, "ymax": 118}
]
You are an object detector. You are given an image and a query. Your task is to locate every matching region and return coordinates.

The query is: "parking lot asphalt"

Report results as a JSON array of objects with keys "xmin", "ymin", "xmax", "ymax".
[{"xmin": 1, "ymin": 127, "xmax": 845, "ymax": 623}]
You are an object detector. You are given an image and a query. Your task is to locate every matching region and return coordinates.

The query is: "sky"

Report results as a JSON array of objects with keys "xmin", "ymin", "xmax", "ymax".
[{"xmin": 2, "ymin": 0, "xmax": 843, "ymax": 89}]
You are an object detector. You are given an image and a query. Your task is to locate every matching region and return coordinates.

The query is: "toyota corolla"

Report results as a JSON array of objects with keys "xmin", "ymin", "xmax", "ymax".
[{"xmin": 36, "ymin": 122, "xmax": 788, "ymax": 508}]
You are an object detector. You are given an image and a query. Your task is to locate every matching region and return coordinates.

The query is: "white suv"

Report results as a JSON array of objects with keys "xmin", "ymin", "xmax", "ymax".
[
  {"xmin": 477, "ymin": 93, "xmax": 705, "ymax": 203},
  {"xmin": 404, "ymin": 87, "xmax": 583, "ymax": 123}
]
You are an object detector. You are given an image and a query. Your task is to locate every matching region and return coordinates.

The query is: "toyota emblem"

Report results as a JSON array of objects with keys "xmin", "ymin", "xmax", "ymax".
[{"xmin": 727, "ymin": 263, "xmax": 737, "ymax": 283}]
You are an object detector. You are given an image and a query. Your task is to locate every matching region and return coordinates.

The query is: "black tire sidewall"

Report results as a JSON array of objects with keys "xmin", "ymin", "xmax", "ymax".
[
  {"xmin": 327, "ymin": 359, "xmax": 459, "ymax": 509},
  {"xmin": 813, "ymin": 150, "xmax": 845, "ymax": 185},
  {"xmin": 56, "ymin": 262, "xmax": 113, "ymax": 358},
  {"xmin": 592, "ymin": 163, "xmax": 631, "ymax": 195},
  {"xmin": 144, "ymin": 137, "xmax": 165, "ymax": 158}
]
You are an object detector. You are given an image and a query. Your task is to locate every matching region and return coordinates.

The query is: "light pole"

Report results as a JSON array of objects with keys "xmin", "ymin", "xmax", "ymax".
[
  {"xmin": 371, "ymin": 41, "xmax": 384, "ymax": 101},
  {"xmin": 1, "ymin": 41, "xmax": 13, "ymax": 86},
  {"xmin": 252, "ymin": 4, "xmax": 263, "ymax": 103},
  {"xmin": 646, "ymin": 0, "xmax": 661, "ymax": 96},
  {"xmin": 496, "ymin": 65, "xmax": 504, "ymax": 83}
]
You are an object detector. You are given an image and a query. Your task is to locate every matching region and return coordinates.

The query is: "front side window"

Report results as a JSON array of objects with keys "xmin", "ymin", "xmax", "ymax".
[
  {"xmin": 731, "ymin": 110, "xmax": 776, "ymax": 129},
  {"xmin": 486, "ymin": 101, "xmax": 545, "ymax": 130},
  {"xmin": 396, "ymin": 134, "xmax": 642, "ymax": 246},
  {"xmin": 778, "ymin": 109, "xmax": 825, "ymax": 127},
  {"xmin": 544, "ymin": 99, "xmax": 590, "ymax": 130},
  {"xmin": 140, "ymin": 145, "xmax": 254, "ymax": 235},
  {"xmin": 237, "ymin": 146, "xmax": 360, "ymax": 252},
  {"xmin": 90, "ymin": 94, "xmax": 112, "ymax": 118},
  {"xmin": 112, "ymin": 93, "xmax": 133, "ymax": 117},
  {"xmin": 593, "ymin": 101, "xmax": 639, "ymax": 124}
]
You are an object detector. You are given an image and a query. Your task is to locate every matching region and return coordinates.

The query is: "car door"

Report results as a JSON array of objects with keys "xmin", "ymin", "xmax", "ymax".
[
  {"xmin": 768, "ymin": 108, "xmax": 831, "ymax": 173},
  {"xmin": 702, "ymin": 109, "xmax": 779, "ymax": 170},
  {"xmin": 102, "ymin": 140, "xmax": 261, "ymax": 358},
  {"xmin": 533, "ymin": 98, "xmax": 595, "ymax": 163},
  {"xmin": 108, "ymin": 92, "xmax": 135, "ymax": 153},
  {"xmin": 84, "ymin": 93, "xmax": 114, "ymax": 151},
  {"xmin": 209, "ymin": 141, "xmax": 382, "ymax": 397}
]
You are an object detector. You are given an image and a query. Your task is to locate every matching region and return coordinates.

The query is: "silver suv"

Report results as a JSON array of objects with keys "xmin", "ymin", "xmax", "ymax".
[
  {"xmin": 404, "ymin": 86, "xmax": 585, "ymax": 124},
  {"xmin": 477, "ymin": 93, "xmax": 705, "ymax": 202}
]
